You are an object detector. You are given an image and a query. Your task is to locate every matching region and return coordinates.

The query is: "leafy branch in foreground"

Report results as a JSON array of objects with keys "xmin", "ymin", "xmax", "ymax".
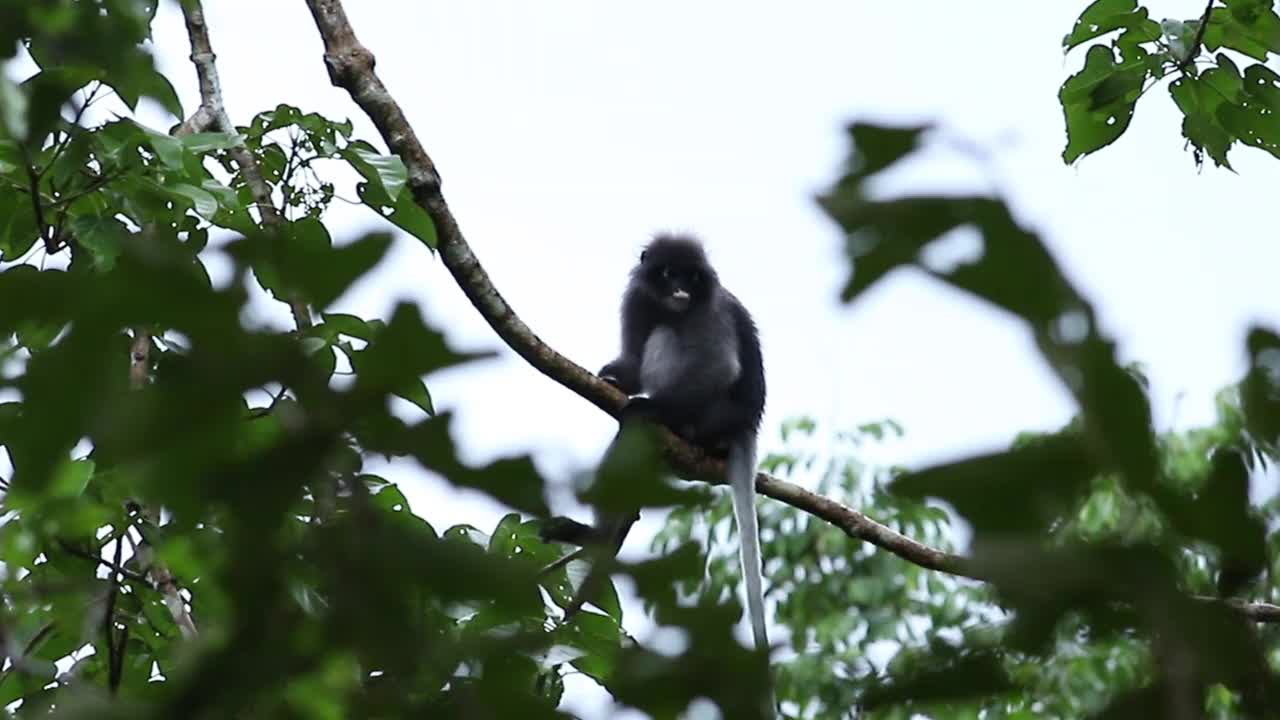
[
  {"xmin": 816, "ymin": 119, "xmax": 1280, "ymax": 717},
  {"xmin": 1060, "ymin": 0, "xmax": 1280, "ymax": 167}
]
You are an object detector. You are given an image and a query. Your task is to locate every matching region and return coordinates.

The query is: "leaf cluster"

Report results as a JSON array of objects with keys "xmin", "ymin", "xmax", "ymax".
[
  {"xmin": 806, "ymin": 120, "xmax": 1280, "ymax": 717},
  {"xmin": 1061, "ymin": 0, "xmax": 1280, "ymax": 168}
]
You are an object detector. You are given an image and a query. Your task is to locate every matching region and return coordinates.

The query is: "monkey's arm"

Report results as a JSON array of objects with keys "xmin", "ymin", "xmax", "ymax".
[{"xmin": 599, "ymin": 289, "xmax": 651, "ymax": 394}]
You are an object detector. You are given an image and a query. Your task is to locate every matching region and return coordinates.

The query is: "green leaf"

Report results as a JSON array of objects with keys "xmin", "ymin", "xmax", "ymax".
[
  {"xmin": 1170, "ymin": 73, "xmax": 1236, "ymax": 168},
  {"xmin": 168, "ymin": 183, "xmax": 219, "ymax": 219},
  {"xmin": 1203, "ymin": 0, "xmax": 1280, "ymax": 61},
  {"xmin": 344, "ymin": 145, "xmax": 408, "ymax": 201},
  {"xmin": 105, "ymin": 65, "xmax": 184, "ymax": 120},
  {"xmin": 0, "ymin": 188, "xmax": 40, "ymax": 260},
  {"xmin": 0, "ymin": 71, "xmax": 29, "ymax": 140},
  {"xmin": 1060, "ymin": 44, "xmax": 1145, "ymax": 163},
  {"xmin": 147, "ymin": 130, "xmax": 186, "ymax": 169},
  {"xmin": 861, "ymin": 648, "xmax": 1013, "ymax": 711},
  {"xmin": 1243, "ymin": 327, "xmax": 1280, "ymax": 450},
  {"xmin": 371, "ymin": 482, "xmax": 412, "ymax": 514},
  {"xmin": 181, "ymin": 131, "xmax": 247, "ymax": 154},
  {"xmin": 393, "ymin": 376, "xmax": 434, "ymax": 415},
  {"xmin": 49, "ymin": 457, "xmax": 94, "ymax": 499},
  {"xmin": 1216, "ymin": 63, "xmax": 1280, "ymax": 158},
  {"xmin": 562, "ymin": 612, "xmax": 625, "ymax": 682},
  {"xmin": 359, "ymin": 413, "xmax": 550, "ymax": 516},
  {"xmin": 833, "ymin": 124, "xmax": 932, "ymax": 202},
  {"xmin": 296, "ymin": 229, "xmax": 389, "ymax": 308},
  {"xmin": 69, "ymin": 214, "xmax": 128, "ymax": 271},
  {"xmin": 318, "ymin": 313, "xmax": 376, "ymax": 342},
  {"xmin": 357, "ymin": 182, "xmax": 438, "ymax": 248},
  {"xmin": 1062, "ymin": 0, "xmax": 1145, "ymax": 51},
  {"xmin": 346, "ymin": 144, "xmax": 437, "ymax": 248},
  {"xmin": 16, "ymin": 319, "xmax": 64, "ymax": 351},
  {"xmin": 892, "ymin": 435, "xmax": 1097, "ymax": 538},
  {"xmin": 487, "ymin": 513, "xmax": 525, "ymax": 558},
  {"xmin": 21, "ymin": 66, "xmax": 101, "ymax": 142},
  {"xmin": 351, "ymin": 302, "xmax": 489, "ymax": 392}
]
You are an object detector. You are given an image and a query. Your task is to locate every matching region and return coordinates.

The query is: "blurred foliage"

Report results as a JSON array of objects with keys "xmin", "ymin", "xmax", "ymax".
[
  {"xmin": 810, "ymin": 119, "xmax": 1280, "ymax": 718},
  {"xmin": 1060, "ymin": 0, "xmax": 1280, "ymax": 168}
]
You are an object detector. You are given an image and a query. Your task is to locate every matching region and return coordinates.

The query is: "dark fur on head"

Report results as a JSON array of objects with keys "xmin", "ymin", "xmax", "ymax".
[{"xmin": 633, "ymin": 234, "xmax": 719, "ymax": 314}]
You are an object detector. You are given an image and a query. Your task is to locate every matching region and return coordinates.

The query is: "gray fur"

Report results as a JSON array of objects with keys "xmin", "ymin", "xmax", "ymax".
[{"xmin": 639, "ymin": 291, "xmax": 742, "ymax": 399}]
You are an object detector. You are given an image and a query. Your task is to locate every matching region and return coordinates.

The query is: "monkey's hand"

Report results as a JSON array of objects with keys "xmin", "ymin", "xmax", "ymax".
[
  {"xmin": 599, "ymin": 359, "xmax": 641, "ymax": 395},
  {"xmin": 620, "ymin": 393, "xmax": 659, "ymax": 422}
]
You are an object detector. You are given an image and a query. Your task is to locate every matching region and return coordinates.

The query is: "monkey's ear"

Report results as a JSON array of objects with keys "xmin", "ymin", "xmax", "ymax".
[{"xmin": 640, "ymin": 250, "xmax": 647, "ymax": 263}]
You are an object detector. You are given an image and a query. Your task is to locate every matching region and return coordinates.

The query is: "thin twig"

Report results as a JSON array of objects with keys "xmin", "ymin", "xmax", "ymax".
[
  {"xmin": 44, "ymin": 83, "xmax": 104, "ymax": 174},
  {"xmin": 48, "ymin": 168, "xmax": 126, "ymax": 210},
  {"xmin": 105, "ymin": 533, "xmax": 125, "ymax": 694},
  {"xmin": 19, "ymin": 146, "xmax": 54, "ymax": 253},
  {"xmin": 112, "ymin": 623, "xmax": 129, "ymax": 691},
  {"xmin": 248, "ymin": 384, "xmax": 291, "ymax": 418},
  {"xmin": 1177, "ymin": 0, "xmax": 1216, "ymax": 71},
  {"xmin": 57, "ymin": 540, "xmax": 150, "ymax": 585},
  {"xmin": 125, "ymin": 282, "xmax": 196, "ymax": 637}
]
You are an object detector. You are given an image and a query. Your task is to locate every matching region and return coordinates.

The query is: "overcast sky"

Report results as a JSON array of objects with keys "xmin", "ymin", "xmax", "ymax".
[{"xmin": 18, "ymin": 1, "xmax": 1280, "ymax": 716}]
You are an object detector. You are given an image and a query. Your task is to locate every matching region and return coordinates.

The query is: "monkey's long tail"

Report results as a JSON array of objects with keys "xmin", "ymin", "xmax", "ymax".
[{"xmin": 728, "ymin": 436, "xmax": 777, "ymax": 717}]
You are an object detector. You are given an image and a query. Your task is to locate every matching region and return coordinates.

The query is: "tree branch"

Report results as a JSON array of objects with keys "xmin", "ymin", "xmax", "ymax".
[
  {"xmin": 297, "ymin": 0, "xmax": 1280, "ymax": 624},
  {"xmin": 105, "ymin": 532, "xmax": 125, "ymax": 695},
  {"xmin": 57, "ymin": 539, "xmax": 149, "ymax": 585},
  {"xmin": 178, "ymin": 0, "xmax": 312, "ymax": 329},
  {"xmin": 106, "ymin": 1, "xmax": 275, "ymax": 642}
]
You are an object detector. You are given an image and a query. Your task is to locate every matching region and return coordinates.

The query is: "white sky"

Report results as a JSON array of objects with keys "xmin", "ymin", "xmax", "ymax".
[{"xmin": 13, "ymin": 1, "xmax": 1280, "ymax": 717}]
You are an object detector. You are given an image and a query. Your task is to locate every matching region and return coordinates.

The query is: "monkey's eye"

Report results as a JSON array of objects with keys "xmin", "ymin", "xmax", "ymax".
[
  {"xmin": 661, "ymin": 266, "xmax": 672, "ymax": 280},
  {"xmin": 690, "ymin": 270, "xmax": 702, "ymax": 284}
]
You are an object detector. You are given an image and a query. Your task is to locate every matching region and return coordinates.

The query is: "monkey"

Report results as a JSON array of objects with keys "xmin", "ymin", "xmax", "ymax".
[
  {"xmin": 544, "ymin": 234, "xmax": 771, "ymax": 693},
  {"xmin": 600, "ymin": 233, "xmax": 768, "ymax": 640}
]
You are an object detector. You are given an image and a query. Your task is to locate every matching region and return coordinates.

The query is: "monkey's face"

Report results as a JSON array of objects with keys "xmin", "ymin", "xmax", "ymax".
[
  {"xmin": 645, "ymin": 263, "xmax": 708, "ymax": 314},
  {"xmin": 636, "ymin": 236, "xmax": 718, "ymax": 315}
]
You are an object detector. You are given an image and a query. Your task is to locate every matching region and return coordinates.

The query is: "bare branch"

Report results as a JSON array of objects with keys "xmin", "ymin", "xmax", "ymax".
[
  {"xmin": 178, "ymin": 0, "xmax": 312, "ymax": 328},
  {"xmin": 298, "ymin": 0, "xmax": 1280, "ymax": 624},
  {"xmin": 125, "ymin": 288, "xmax": 196, "ymax": 638},
  {"xmin": 1222, "ymin": 597, "xmax": 1280, "ymax": 622}
]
